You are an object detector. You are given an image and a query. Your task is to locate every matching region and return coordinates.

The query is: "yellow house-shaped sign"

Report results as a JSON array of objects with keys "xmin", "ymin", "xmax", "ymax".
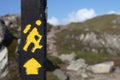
[{"xmin": 23, "ymin": 58, "xmax": 42, "ymax": 75}]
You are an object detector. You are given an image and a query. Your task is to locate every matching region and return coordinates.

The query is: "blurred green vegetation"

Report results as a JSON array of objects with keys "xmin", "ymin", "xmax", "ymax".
[
  {"xmin": 68, "ymin": 14, "xmax": 120, "ymax": 34},
  {"xmin": 7, "ymin": 39, "xmax": 18, "ymax": 60},
  {"xmin": 47, "ymin": 55, "xmax": 64, "ymax": 66},
  {"xmin": 56, "ymin": 14, "xmax": 120, "ymax": 64},
  {"xmin": 75, "ymin": 51, "xmax": 120, "ymax": 64},
  {"xmin": 47, "ymin": 72, "xmax": 59, "ymax": 80}
]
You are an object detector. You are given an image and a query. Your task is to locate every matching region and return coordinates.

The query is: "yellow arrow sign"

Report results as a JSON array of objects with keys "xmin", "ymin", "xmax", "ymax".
[{"xmin": 23, "ymin": 58, "xmax": 42, "ymax": 75}]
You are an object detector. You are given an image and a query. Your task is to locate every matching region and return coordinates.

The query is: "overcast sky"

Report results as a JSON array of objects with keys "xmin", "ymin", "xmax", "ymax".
[{"xmin": 0, "ymin": 0, "xmax": 120, "ymax": 26}]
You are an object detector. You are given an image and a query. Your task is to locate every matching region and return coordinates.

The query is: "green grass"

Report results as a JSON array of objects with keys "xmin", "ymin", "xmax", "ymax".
[
  {"xmin": 56, "ymin": 27, "xmax": 85, "ymax": 54},
  {"xmin": 68, "ymin": 14, "xmax": 120, "ymax": 34},
  {"xmin": 9, "ymin": 29, "xmax": 18, "ymax": 35},
  {"xmin": 75, "ymin": 51, "xmax": 114, "ymax": 64},
  {"xmin": 7, "ymin": 39, "xmax": 18, "ymax": 60},
  {"xmin": 47, "ymin": 55, "xmax": 64, "ymax": 65},
  {"xmin": 5, "ymin": 38, "xmax": 20, "ymax": 80},
  {"xmin": 47, "ymin": 72, "xmax": 59, "ymax": 80}
]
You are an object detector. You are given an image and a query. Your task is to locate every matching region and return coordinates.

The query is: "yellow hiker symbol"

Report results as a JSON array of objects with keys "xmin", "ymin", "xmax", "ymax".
[
  {"xmin": 23, "ymin": 58, "xmax": 42, "ymax": 75},
  {"xmin": 23, "ymin": 20, "xmax": 43, "ymax": 53}
]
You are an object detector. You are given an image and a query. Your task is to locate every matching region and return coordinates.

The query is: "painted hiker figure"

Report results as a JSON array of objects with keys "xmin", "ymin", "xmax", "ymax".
[{"xmin": 23, "ymin": 20, "xmax": 43, "ymax": 53}]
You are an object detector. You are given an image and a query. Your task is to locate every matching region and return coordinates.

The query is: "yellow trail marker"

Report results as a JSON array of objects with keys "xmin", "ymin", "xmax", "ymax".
[
  {"xmin": 36, "ymin": 20, "xmax": 42, "ymax": 26},
  {"xmin": 19, "ymin": 0, "xmax": 47, "ymax": 79},
  {"xmin": 23, "ymin": 58, "xmax": 42, "ymax": 75},
  {"xmin": 23, "ymin": 27, "xmax": 43, "ymax": 53},
  {"xmin": 23, "ymin": 24, "xmax": 31, "ymax": 34}
]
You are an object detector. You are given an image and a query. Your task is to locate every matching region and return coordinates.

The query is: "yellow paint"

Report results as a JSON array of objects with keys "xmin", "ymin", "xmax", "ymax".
[
  {"xmin": 23, "ymin": 24, "xmax": 31, "ymax": 33},
  {"xmin": 35, "ymin": 20, "xmax": 41, "ymax": 26},
  {"xmin": 23, "ymin": 58, "xmax": 42, "ymax": 75},
  {"xmin": 23, "ymin": 19, "xmax": 43, "ymax": 53},
  {"xmin": 23, "ymin": 27, "xmax": 43, "ymax": 53}
]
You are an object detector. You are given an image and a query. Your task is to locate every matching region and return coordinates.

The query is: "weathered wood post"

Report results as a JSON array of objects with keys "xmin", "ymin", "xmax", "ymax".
[{"xmin": 18, "ymin": 0, "xmax": 47, "ymax": 80}]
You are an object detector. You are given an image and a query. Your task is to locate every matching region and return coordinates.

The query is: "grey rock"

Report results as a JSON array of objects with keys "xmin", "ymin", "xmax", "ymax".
[
  {"xmin": 79, "ymin": 34, "xmax": 84, "ymax": 41},
  {"xmin": 47, "ymin": 27, "xmax": 65, "ymax": 56},
  {"xmin": 0, "ymin": 46, "xmax": 8, "ymax": 79},
  {"xmin": 80, "ymin": 73, "xmax": 89, "ymax": 79},
  {"xmin": 59, "ymin": 52, "xmax": 76, "ymax": 62},
  {"xmin": 90, "ymin": 67, "xmax": 120, "ymax": 80},
  {"xmin": 53, "ymin": 69, "xmax": 68, "ymax": 80},
  {"xmin": 1, "ymin": 14, "xmax": 21, "ymax": 38},
  {"xmin": 1, "ymin": 14, "xmax": 19, "ymax": 27},
  {"xmin": 87, "ymin": 61, "xmax": 114, "ymax": 74},
  {"xmin": 67, "ymin": 58, "xmax": 87, "ymax": 71},
  {"xmin": 0, "ymin": 19, "xmax": 6, "ymax": 43},
  {"xmin": 66, "ymin": 71, "xmax": 83, "ymax": 80},
  {"xmin": 91, "ymin": 48, "xmax": 98, "ymax": 53},
  {"xmin": 78, "ymin": 31, "xmax": 120, "ymax": 55}
]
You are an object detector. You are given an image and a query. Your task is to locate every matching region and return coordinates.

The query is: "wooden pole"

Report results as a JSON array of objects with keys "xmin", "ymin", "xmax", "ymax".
[{"xmin": 18, "ymin": 0, "xmax": 47, "ymax": 80}]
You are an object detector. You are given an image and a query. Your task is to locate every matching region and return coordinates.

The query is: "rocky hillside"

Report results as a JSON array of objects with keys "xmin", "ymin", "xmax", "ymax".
[
  {"xmin": 1, "ymin": 14, "xmax": 120, "ymax": 80},
  {"xmin": 0, "ymin": 19, "xmax": 8, "ymax": 80},
  {"xmin": 47, "ymin": 14, "xmax": 120, "ymax": 80},
  {"xmin": 47, "ymin": 14, "xmax": 120, "ymax": 62},
  {"xmin": 49, "ymin": 14, "xmax": 120, "ymax": 57},
  {"xmin": 0, "ymin": 14, "xmax": 20, "ymax": 80}
]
